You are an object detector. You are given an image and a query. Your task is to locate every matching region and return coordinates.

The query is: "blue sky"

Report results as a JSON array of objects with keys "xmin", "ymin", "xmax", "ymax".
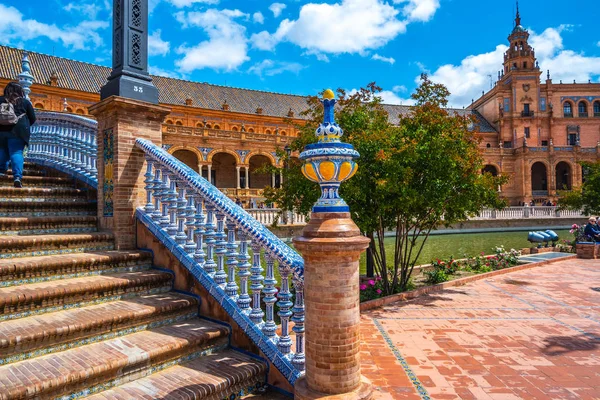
[{"xmin": 1, "ymin": 0, "xmax": 599, "ymax": 107}]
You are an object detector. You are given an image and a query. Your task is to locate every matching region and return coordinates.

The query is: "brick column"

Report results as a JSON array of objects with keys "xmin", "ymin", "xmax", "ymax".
[
  {"xmin": 89, "ymin": 96, "xmax": 170, "ymax": 250},
  {"xmin": 293, "ymin": 213, "xmax": 372, "ymax": 400}
]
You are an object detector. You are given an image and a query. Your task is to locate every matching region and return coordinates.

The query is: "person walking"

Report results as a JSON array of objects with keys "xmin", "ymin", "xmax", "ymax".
[{"xmin": 0, "ymin": 82, "xmax": 36, "ymax": 188}]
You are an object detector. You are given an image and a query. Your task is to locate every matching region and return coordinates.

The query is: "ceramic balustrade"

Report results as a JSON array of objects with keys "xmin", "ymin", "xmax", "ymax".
[
  {"xmin": 135, "ymin": 138, "xmax": 305, "ymax": 385},
  {"xmin": 27, "ymin": 112, "xmax": 98, "ymax": 188}
]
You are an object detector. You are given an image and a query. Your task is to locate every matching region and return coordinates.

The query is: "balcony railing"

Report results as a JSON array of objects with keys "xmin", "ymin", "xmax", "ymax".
[
  {"xmin": 532, "ymin": 190, "xmax": 549, "ymax": 197},
  {"xmin": 564, "ymin": 113, "xmax": 574, "ymax": 118},
  {"xmin": 594, "ymin": 112, "xmax": 600, "ymax": 118},
  {"xmin": 162, "ymin": 124, "xmax": 292, "ymax": 144},
  {"xmin": 579, "ymin": 112, "xmax": 588, "ymax": 118},
  {"xmin": 521, "ymin": 110, "xmax": 535, "ymax": 117}
]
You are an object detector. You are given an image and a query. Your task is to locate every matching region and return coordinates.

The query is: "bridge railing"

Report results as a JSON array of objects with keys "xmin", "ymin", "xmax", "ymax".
[
  {"xmin": 473, "ymin": 206, "xmax": 585, "ymax": 220},
  {"xmin": 27, "ymin": 112, "xmax": 98, "ymax": 188},
  {"xmin": 135, "ymin": 138, "xmax": 305, "ymax": 384}
]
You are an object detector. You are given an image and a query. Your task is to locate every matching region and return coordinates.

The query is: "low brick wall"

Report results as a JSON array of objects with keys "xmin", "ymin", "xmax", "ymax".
[{"xmin": 576, "ymin": 242, "xmax": 600, "ymax": 259}]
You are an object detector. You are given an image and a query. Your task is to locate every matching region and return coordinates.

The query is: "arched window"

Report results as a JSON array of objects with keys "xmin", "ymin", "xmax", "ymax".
[
  {"xmin": 213, "ymin": 125, "xmax": 220, "ymax": 130},
  {"xmin": 265, "ymin": 129, "xmax": 272, "ymax": 134},
  {"xmin": 34, "ymin": 103, "xmax": 44, "ymax": 110},
  {"xmin": 175, "ymin": 121, "xmax": 183, "ymax": 126},
  {"xmin": 578, "ymin": 101, "xmax": 588, "ymax": 117},
  {"xmin": 196, "ymin": 122, "xmax": 203, "ymax": 128},
  {"xmin": 486, "ymin": 143, "xmax": 491, "ymax": 148},
  {"xmin": 594, "ymin": 101, "xmax": 600, "ymax": 117},
  {"xmin": 248, "ymin": 128, "xmax": 254, "ymax": 133},
  {"xmin": 205, "ymin": 123, "xmax": 212, "ymax": 129},
  {"xmin": 280, "ymin": 131, "xmax": 287, "ymax": 136},
  {"xmin": 563, "ymin": 102, "xmax": 573, "ymax": 117},
  {"xmin": 166, "ymin": 119, "xmax": 174, "ymax": 124},
  {"xmin": 66, "ymin": 107, "xmax": 73, "ymax": 113},
  {"xmin": 76, "ymin": 108, "xmax": 85, "ymax": 115},
  {"xmin": 231, "ymin": 126, "xmax": 238, "ymax": 131}
]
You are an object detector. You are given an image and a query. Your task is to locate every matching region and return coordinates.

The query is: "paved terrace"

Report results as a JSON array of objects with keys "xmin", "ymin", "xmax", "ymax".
[{"xmin": 360, "ymin": 258, "xmax": 600, "ymax": 399}]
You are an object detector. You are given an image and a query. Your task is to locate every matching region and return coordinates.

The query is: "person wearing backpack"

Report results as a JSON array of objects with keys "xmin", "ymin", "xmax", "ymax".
[{"xmin": 0, "ymin": 82, "xmax": 36, "ymax": 188}]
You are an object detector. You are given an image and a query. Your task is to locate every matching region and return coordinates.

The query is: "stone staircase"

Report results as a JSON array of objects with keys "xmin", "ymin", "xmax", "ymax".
[{"xmin": 0, "ymin": 164, "xmax": 268, "ymax": 399}]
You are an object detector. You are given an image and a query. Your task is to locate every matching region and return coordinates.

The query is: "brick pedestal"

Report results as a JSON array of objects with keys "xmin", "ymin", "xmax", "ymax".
[
  {"xmin": 293, "ymin": 212, "xmax": 372, "ymax": 400},
  {"xmin": 89, "ymin": 96, "xmax": 170, "ymax": 250},
  {"xmin": 576, "ymin": 243, "xmax": 600, "ymax": 259}
]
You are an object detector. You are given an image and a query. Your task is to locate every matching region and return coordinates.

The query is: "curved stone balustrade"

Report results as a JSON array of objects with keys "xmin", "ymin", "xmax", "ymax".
[
  {"xmin": 135, "ymin": 138, "xmax": 305, "ymax": 384},
  {"xmin": 473, "ymin": 206, "xmax": 584, "ymax": 220},
  {"xmin": 27, "ymin": 112, "xmax": 98, "ymax": 189}
]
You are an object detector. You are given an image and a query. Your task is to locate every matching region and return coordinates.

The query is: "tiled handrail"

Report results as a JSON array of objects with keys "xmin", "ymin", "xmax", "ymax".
[
  {"xmin": 27, "ymin": 112, "xmax": 98, "ymax": 188},
  {"xmin": 135, "ymin": 138, "xmax": 305, "ymax": 383}
]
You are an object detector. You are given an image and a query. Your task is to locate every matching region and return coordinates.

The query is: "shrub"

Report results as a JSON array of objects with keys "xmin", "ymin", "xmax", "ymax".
[{"xmin": 359, "ymin": 277, "xmax": 384, "ymax": 302}]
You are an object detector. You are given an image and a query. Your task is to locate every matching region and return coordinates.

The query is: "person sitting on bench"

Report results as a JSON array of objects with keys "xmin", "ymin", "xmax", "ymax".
[{"xmin": 584, "ymin": 217, "xmax": 600, "ymax": 242}]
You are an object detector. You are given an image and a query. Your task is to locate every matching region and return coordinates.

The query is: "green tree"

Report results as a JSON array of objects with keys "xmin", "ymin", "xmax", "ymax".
[
  {"xmin": 265, "ymin": 75, "xmax": 507, "ymax": 295},
  {"xmin": 559, "ymin": 161, "xmax": 600, "ymax": 215}
]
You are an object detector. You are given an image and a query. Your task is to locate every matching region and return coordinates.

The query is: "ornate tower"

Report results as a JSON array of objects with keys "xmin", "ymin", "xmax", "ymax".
[
  {"xmin": 17, "ymin": 52, "xmax": 34, "ymax": 100},
  {"xmin": 503, "ymin": 3, "xmax": 538, "ymax": 75},
  {"xmin": 100, "ymin": 0, "xmax": 158, "ymax": 104}
]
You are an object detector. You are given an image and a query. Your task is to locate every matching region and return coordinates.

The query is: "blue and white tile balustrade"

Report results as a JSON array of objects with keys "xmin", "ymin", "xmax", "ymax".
[
  {"xmin": 135, "ymin": 138, "xmax": 306, "ymax": 384},
  {"xmin": 27, "ymin": 112, "xmax": 98, "ymax": 189}
]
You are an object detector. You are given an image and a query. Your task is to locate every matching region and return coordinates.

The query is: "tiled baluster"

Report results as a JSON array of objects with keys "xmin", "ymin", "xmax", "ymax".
[
  {"xmin": 144, "ymin": 159, "xmax": 155, "ymax": 213},
  {"xmin": 83, "ymin": 130, "xmax": 92, "ymax": 174},
  {"xmin": 193, "ymin": 195, "xmax": 206, "ymax": 266},
  {"xmin": 213, "ymin": 212, "xmax": 227, "ymax": 286},
  {"xmin": 262, "ymin": 254, "xmax": 278, "ymax": 338},
  {"xmin": 249, "ymin": 242, "xmax": 265, "ymax": 325},
  {"xmin": 291, "ymin": 278, "xmax": 305, "ymax": 371},
  {"xmin": 277, "ymin": 267, "xmax": 293, "ymax": 355},
  {"xmin": 74, "ymin": 129, "xmax": 83, "ymax": 172},
  {"xmin": 166, "ymin": 176, "xmax": 179, "ymax": 237},
  {"xmin": 225, "ymin": 220, "xmax": 239, "ymax": 297},
  {"xmin": 159, "ymin": 173, "xmax": 171, "ymax": 228},
  {"xmin": 67, "ymin": 128, "xmax": 74, "ymax": 166},
  {"xmin": 236, "ymin": 231, "xmax": 251, "ymax": 311},
  {"xmin": 89, "ymin": 131, "xmax": 97, "ymax": 175},
  {"xmin": 184, "ymin": 190, "xmax": 197, "ymax": 253},
  {"xmin": 203, "ymin": 204, "xmax": 217, "ymax": 275},
  {"xmin": 152, "ymin": 168, "xmax": 163, "ymax": 221},
  {"xmin": 175, "ymin": 184, "xmax": 188, "ymax": 244}
]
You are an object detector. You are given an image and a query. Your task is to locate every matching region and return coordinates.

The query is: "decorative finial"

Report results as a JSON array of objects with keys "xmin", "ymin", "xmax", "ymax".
[
  {"xmin": 299, "ymin": 90, "xmax": 360, "ymax": 213},
  {"xmin": 515, "ymin": 1, "xmax": 521, "ymax": 26},
  {"xmin": 17, "ymin": 51, "xmax": 34, "ymax": 100},
  {"xmin": 62, "ymin": 98, "xmax": 69, "ymax": 112},
  {"xmin": 547, "ymin": 70, "xmax": 550, "ymax": 80}
]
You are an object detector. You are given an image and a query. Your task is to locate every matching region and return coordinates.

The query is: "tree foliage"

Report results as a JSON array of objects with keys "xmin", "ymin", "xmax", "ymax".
[
  {"xmin": 264, "ymin": 75, "xmax": 507, "ymax": 295},
  {"xmin": 559, "ymin": 161, "xmax": 600, "ymax": 215}
]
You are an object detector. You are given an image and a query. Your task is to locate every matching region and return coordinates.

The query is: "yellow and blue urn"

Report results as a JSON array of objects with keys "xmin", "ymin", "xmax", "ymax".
[{"xmin": 300, "ymin": 89, "xmax": 360, "ymax": 213}]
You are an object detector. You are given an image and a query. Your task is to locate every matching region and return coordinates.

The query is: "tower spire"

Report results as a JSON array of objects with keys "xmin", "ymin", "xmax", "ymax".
[{"xmin": 515, "ymin": 1, "xmax": 521, "ymax": 26}]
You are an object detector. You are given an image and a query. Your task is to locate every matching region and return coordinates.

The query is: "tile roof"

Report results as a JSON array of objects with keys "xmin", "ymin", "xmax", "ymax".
[{"xmin": 0, "ymin": 45, "xmax": 497, "ymax": 133}]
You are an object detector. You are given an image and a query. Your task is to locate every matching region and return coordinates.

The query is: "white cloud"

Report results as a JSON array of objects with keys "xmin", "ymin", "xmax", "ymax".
[
  {"xmin": 175, "ymin": 9, "xmax": 249, "ymax": 72},
  {"xmin": 63, "ymin": 2, "xmax": 107, "ymax": 19},
  {"xmin": 394, "ymin": 0, "xmax": 440, "ymax": 22},
  {"xmin": 597, "ymin": 40, "xmax": 600, "ymax": 47},
  {"xmin": 253, "ymin": 12, "xmax": 265, "ymax": 24},
  {"xmin": 372, "ymin": 53, "xmax": 396, "ymax": 64},
  {"xmin": 0, "ymin": 4, "xmax": 108, "ymax": 51},
  {"xmin": 393, "ymin": 85, "xmax": 407, "ymax": 92},
  {"xmin": 427, "ymin": 25, "xmax": 600, "ymax": 107},
  {"xmin": 149, "ymin": 65, "xmax": 183, "ymax": 79},
  {"xmin": 251, "ymin": 0, "xmax": 408, "ymax": 55},
  {"xmin": 248, "ymin": 59, "xmax": 304, "ymax": 78},
  {"xmin": 269, "ymin": 3, "xmax": 287, "ymax": 18},
  {"xmin": 165, "ymin": 0, "xmax": 219, "ymax": 7},
  {"xmin": 149, "ymin": 30, "xmax": 170, "ymax": 56}
]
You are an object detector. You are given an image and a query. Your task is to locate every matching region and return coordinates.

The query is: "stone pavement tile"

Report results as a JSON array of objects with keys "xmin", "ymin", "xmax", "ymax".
[{"xmin": 360, "ymin": 258, "xmax": 600, "ymax": 399}]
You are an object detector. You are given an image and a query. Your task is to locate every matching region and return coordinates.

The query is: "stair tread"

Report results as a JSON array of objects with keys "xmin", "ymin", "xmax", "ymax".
[
  {"xmin": 0, "ymin": 250, "xmax": 152, "ymax": 283},
  {"xmin": 0, "ymin": 232, "xmax": 113, "ymax": 248},
  {"xmin": 84, "ymin": 350, "xmax": 267, "ymax": 400},
  {"xmin": 0, "ymin": 319, "xmax": 229, "ymax": 399},
  {"xmin": 0, "ymin": 215, "xmax": 97, "ymax": 223},
  {"xmin": 0, "ymin": 270, "xmax": 172, "ymax": 300},
  {"xmin": 0, "ymin": 292, "xmax": 197, "ymax": 357},
  {"xmin": 0, "ymin": 187, "xmax": 86, "ymax": 196}
]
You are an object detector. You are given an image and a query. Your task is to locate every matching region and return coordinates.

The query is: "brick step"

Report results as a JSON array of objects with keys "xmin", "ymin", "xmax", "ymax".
[
  {"xmin": 0, "ymin": 186, "xmax": 87, "ymax": 200},
  {"xmin": 87, "ymin": 350, "xmax": 267, "ymax": 400},
  {"xmin": 0, "ymin": 270, "xmax": 173, "ymax": 321},
  {"xmin": 0, "ymin": 199, "xmax": 96, "ymax": 217},
  {"xmin": 0, "ymin": 215, "xmax": 97, "ymax": 236},
  {"xmin": 0, "ymin": 250, "xmax": 152, "ymax": 287},
  {"xmin": 0, "ymin": 319, "xmax": 230, "ymax": 400},
  {"xmin": 5, "ymin": 169, "xmax": 47, "ymax": 177},
  {"xmin": 0, "ymin": 174, "xmax": 74, "ymax": 188},
  {"xmin": 0, "ymin": 292, "xmax": 198, "ymax": 364},
  {"xmin": 0, "ymin": 232, "xmax": 114, "ymax": 259}
]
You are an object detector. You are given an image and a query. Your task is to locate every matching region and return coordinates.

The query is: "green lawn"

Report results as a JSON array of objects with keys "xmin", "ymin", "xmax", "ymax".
[{"xmin": 358, "ymin": 229, "xmax": 570, "ymax": 274}]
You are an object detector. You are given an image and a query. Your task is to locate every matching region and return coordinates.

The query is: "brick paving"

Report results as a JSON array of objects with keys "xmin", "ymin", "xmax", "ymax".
[{"xmin": 360, "ymin": 258, "xmax": 600, "ymax": 399}]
